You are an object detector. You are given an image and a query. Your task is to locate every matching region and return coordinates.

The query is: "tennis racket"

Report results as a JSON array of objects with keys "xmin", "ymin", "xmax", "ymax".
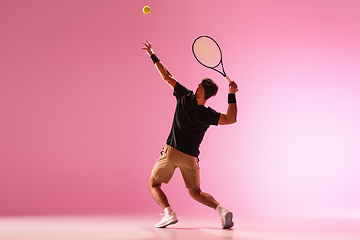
[{"xmin": 192, "ymin": 35, "xmax": 231, "ymax": 83}]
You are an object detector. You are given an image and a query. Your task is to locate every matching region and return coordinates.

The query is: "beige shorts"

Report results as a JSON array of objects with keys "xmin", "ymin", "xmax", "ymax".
[{"xmin": 151, "ymin": 145, "xmax": 200, "ymax": 188}]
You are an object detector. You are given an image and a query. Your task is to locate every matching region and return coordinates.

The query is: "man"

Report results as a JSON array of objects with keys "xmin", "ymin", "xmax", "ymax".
[{"xmin": 142, "ymin": 40, "xmax": 238, "ymax": 229}]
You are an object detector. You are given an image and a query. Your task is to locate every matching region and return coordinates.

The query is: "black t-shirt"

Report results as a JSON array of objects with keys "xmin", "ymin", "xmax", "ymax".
[{"xmin": 166, "ymin": 82, "xmax": 221, "ymax": 157}]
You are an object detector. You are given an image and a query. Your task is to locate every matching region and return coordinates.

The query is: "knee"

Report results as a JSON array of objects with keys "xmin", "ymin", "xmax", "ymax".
[
  {"xmin": 149, "ymin": 177, "xmax": 161, "ymax": 189},
  {"xmin": 188, "ymin": 187, "xmax": 201, "ymax": 199}
]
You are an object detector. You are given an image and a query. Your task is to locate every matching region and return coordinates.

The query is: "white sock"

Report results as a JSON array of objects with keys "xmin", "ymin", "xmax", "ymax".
[
  {"xmin": 216, "ymin": 205, "xmax": 223, "ymax": 214},
  {"xmin": 164, "ymin": 207, "xmax": 173, "ymax": 215}
]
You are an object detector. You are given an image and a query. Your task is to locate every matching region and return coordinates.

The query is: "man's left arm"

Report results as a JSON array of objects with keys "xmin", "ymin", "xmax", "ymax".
[{"xmin": 142, "ymin": 40, "xmax": 177, "ymax": 89}]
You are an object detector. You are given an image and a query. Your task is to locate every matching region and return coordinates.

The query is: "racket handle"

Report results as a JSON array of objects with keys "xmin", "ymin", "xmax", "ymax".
[{"xmin": 225, "ymin": 75, "xmax": 231, "ymax": 83}]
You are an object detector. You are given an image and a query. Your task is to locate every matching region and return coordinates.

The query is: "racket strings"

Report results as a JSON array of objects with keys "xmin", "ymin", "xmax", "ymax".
[{"xmin": 193, "ymin": 36, "xmax": 222, "ymax": 68}]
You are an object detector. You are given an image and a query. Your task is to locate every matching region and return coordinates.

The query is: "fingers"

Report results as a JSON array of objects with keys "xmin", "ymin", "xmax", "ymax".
[
  {"xmin": 142, "ymin": 40, "xmax": 151, "ymax": 48},
  {"xmin": 229, "ymin": 81, "xmax": 237, "ymax": 88},
  {"xmin": 141, "ymin": 40, "xmax": 155, "ymax": 56},
  {"xmin": 229, "ymin": 81, "xmax": 239, "ymax": 93},
  {"xmin": 141, "ymin": 40, "xmax": 153, "ymax": 55}
]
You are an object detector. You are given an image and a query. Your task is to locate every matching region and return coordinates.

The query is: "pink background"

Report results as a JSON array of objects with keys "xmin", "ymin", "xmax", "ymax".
[{"xmin": 1, "ymin": 0, "xmax": 360, "ymax": 220}]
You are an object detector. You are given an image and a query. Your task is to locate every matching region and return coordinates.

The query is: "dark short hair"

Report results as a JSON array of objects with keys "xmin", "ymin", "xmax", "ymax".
[{"xmin": 201, "ymin": 78, "xmax": 218, "ymax": 100}]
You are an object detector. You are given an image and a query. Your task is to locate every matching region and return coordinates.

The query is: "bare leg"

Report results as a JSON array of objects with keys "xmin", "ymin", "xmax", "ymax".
[
  {"xmin": 188, "ymin": 187, "xmax": 219, "ymax": 209},
  {"xmin": 149, "ymin": 176, "xmax": 170, "ymax": 210}
]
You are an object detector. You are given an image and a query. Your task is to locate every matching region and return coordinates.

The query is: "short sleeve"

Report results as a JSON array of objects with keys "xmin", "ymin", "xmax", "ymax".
[
  {"xmin": 205, "ymin": 107, "xmax": 221, "ymax": 126},
  {"xmin": 173, "ymin": 82, "xmax": 192, "ymax": 100}
]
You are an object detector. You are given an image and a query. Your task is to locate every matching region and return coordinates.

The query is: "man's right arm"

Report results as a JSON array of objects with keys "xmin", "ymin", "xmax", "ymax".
[
  {"xmin": 142, "ymin": 40, "xmax": 177, "ymax": 89},
  {"xmin": 218, "ymin": 81, "xmax": 238, "ymax": 125}
]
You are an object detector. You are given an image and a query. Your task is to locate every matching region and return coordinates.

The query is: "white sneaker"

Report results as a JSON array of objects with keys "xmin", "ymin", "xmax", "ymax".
[
  {"xmin": 219, "ymin": 207, "xmax": 234, "ymax": 229},
  {"xmin": 155, "ymin": 212, "xmax": 178, "ymax": 228}
]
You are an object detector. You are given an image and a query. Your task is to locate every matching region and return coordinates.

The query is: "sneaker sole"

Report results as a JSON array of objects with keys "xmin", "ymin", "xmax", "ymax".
[
  {"xmin": 223, "ymin": 212, "xmax": 234, "ymax": 229},
  {"xmin": 156, "ymin": 219, "xmax": 178, "ymax": 228}
]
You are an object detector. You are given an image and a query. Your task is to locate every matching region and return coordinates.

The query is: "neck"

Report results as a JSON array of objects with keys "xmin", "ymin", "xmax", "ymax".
[{"xmin": 196, "ymin": 97, "xmax": 206, "ymax": 106}]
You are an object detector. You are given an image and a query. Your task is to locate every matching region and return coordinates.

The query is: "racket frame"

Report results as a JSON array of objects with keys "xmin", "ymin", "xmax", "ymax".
[{"xmin": 192, "ymin": 35, "xmax": 231, "ymax": 83}]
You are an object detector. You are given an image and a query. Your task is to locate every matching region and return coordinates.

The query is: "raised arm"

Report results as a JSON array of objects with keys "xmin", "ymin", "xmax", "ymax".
[
  {"xmin": 142, "ymin": 40, "xmax": 177, "ymax": 89},
  {"xmin": 218, "ymin": 81, "xmax": 238, "ymax": 125}
]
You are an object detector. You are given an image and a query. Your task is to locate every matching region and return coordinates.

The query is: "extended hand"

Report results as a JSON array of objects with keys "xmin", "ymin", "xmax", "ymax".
[
  {"xmin": 141, "ymin": 40, "xmax": 154, "ymax": 56},
  {"xmin": 229, "ymin": 81, "xmax": 239, "ymax": 94}
]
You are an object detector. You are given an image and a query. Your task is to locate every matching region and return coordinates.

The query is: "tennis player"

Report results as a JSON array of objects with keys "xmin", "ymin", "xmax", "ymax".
[{"xmin": 142, "ymin": 40, "xmax": 238, "ymax": 229}]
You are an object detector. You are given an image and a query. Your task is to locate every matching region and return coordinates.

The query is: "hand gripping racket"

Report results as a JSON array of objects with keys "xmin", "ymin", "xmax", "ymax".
[{"xmin": 192, "ymin": 35, "xmax": 231, "ymax": 83}]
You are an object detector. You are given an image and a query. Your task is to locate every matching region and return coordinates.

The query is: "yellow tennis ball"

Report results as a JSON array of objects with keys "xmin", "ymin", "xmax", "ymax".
[{"xmin": 143, "ymin": 6, "xmax": 151, "ymax": 14}]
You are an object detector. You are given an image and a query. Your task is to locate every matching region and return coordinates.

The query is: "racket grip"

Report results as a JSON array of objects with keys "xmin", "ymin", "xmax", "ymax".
[{"xmin": 225, "ymin": 75, "xmax": 231, "ymax": 83}]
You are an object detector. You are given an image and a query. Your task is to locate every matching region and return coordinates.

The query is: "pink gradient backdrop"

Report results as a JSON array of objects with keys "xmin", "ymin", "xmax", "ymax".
[{"xmin": 1, "ymin": 0, "xmax": 360, "ymax": 220}]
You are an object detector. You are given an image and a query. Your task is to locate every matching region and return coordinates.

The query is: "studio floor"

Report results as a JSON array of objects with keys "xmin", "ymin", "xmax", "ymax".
[{"xmin": 0, "ymin": 215, "xmax": 359, "ymax": 240}]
